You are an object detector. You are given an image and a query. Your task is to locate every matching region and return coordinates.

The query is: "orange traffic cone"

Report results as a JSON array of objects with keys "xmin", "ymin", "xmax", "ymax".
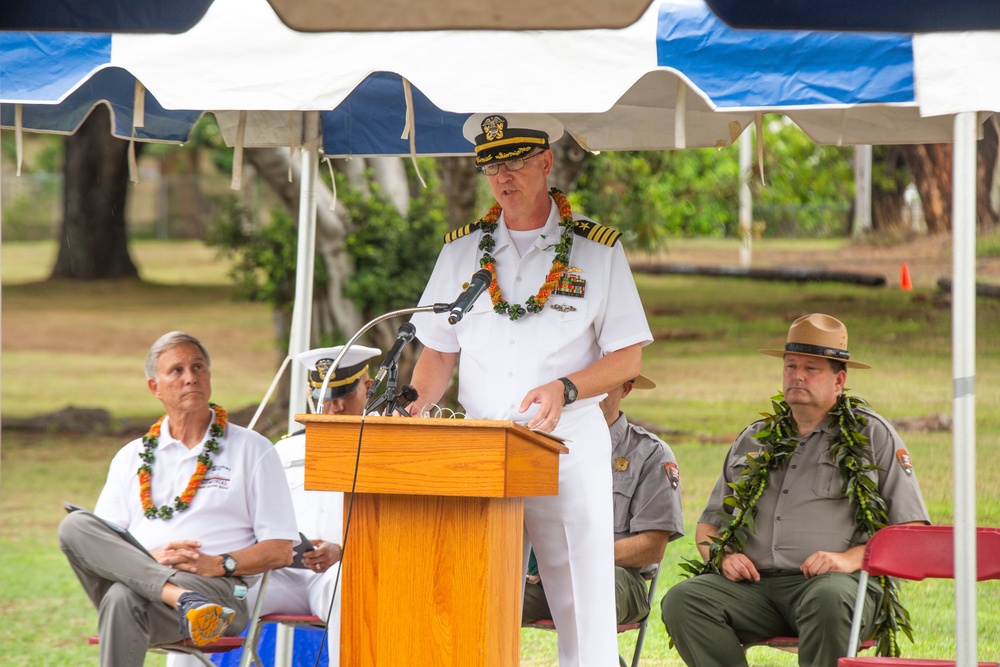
[{"xmin": 900, "ymin": 263, "xmax": 913, "ymax": 291}]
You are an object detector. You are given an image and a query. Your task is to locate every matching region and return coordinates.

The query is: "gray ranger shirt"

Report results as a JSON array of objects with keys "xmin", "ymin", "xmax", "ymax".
[
  {"xmin": 610, "ymin": 413, "xmax": 685, "ymax": 575},
  {"xmin": 699, "ymin": 405, "xmax": 930, "ymax": 571}
]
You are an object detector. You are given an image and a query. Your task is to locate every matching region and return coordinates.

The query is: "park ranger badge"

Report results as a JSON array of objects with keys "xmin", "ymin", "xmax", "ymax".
[
  {"xmin": 895, "ymin": 449, "xmax": 914, "ymax": 476},
  {"xmin": 555, "ymin": 271, "xmax": 586, "ymax": 298},
  {"xmin": 664, "ymin": 462, "xmax": 680, "ymax": 490},
  {"xmin": 614, "ymin": 456, "xmax": 630, "ymax": 472}
]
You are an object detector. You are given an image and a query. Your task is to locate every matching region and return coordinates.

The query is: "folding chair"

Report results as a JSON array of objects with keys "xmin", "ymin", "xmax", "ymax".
[
  {"xmin": 838, "ymin": 525, "xmax": 1000, "ymax": 667},
  {"xmin": 88, "ymin": 571, "xmax": 272, "ymax": 667},
  {"xmin": 743, "ymin": 636, "xmax": 876, "ymax": 656},
  {"xmin": 524, "ymin": 568, "xmax": 660, "ymax": 667}
]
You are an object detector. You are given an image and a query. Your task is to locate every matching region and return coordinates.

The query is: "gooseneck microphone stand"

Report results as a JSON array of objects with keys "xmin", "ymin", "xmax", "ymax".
[{"xmin": 316, "ymin": 304, "xmax": 452, "ymax": 416}]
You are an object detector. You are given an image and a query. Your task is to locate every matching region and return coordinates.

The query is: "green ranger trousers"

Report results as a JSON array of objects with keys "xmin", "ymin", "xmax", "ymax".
[
  {"xmin": 523, "ymin": 566, "xmax": 651, "ymax": 626},
  {"xmin": 662, "ymin": 571, "xmax": 882, "ymax": 667}
]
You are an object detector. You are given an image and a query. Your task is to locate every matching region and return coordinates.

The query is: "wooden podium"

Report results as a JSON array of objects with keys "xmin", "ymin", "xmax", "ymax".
[{"xmin": 299, "ymin": 414, "xmax": 568, "ymax": 667}]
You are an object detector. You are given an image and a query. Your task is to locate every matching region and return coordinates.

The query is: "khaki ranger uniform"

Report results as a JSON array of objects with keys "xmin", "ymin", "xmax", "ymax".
[
  {"xmin": 523, "ymin": 413, "xmax": 684, "ymax": 625},
  {"xmin": 663, "ymin": 406, "xmax": 929, "ymax": 667}
]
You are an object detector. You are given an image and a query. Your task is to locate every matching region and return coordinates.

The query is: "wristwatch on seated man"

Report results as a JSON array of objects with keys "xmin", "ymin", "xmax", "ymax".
[
  {"xmin": 219, "ymin": 553, "xmax": 237, "ymax": 577},
  {"xmin": 558, "ymin": 377, "xmax": 578, "ymax": 406}
]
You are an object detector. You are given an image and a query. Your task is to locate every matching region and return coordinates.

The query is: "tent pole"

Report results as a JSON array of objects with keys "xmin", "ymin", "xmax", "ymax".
[
  {"xmin": 738, "ymin": 124, "xmax": 753, "ymax": 267},
  {"xmin": 951, "ymin": 111, "xmax": 977, "ymax": 667},
  {"xmin": 287, "ymin": 111, "xmax": 321, "ymax": 434}
]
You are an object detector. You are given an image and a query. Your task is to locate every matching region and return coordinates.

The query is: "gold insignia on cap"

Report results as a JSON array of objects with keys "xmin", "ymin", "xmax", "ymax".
[
  {"xmin": 614, "ymin": 456, "xmax": 630, "ymax": 472},
  {"xmin": 482, "ymin": 115, "xmax": 506, "ymax": 142},
  {"xmin": 315, "ymin": 358, "xmax": 334, "ymax": 379}
]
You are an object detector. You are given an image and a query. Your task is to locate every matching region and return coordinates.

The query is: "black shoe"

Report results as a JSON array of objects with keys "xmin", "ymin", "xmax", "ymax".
[{"xmin": 177, "ymin": 591, "xmax": 235, "ymax": 646}]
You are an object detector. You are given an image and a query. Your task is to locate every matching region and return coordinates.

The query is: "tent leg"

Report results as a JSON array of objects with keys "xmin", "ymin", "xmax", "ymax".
[
  {"xmin": 951, "ymin": 111, "xmax": 977, "ymax": 667},
  {"xmin": 287, "ymin": 111, "xmax": 321, "ymax": 433}
]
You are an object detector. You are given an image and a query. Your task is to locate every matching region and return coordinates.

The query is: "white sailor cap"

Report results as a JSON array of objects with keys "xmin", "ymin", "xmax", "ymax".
[{"xmin": 295, "ymin": 345, "xmax": 382, "ymax": 401}]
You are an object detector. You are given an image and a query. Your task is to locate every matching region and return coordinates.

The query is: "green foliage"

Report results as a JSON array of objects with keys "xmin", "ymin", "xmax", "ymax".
[
  {"xmin": 337, "ymin": 168, "xmax": 449, "ymax": 319},
  {"xmin": 573, "ymin": 117, "xmax": 855, "ymax": 249},
  {"xmin": 575, "ymin": 147, "xmax": 740, "ymax": 249},
  {"xmin": 753, "ymin": 118, "xmax": 855, "ymax": 237},
  {"xmin": 206, "ymin": 198, "xmax": 306, "ymax": 313},
  {"xmin": 207, "ymin": 164, "xmax": 448, "ymax": 334}
]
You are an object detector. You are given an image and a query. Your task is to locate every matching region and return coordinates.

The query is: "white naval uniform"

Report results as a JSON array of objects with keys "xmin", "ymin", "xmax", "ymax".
[
  {"xmin": 410, "ymin": 197, "xmax": 652, "ymax": 667},
  {"xmin": 168, "ymin": 433, "xmax": 343, "ymax": 667}
]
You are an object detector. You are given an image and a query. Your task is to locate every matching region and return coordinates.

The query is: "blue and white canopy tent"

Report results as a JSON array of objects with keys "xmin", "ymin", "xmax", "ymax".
[
  {"xmin": 0, "ymin": 0, "xmax": 957, "ymax": 155},
  {"xmin": 2, "ymin": 5, "xmax": 984, "ymax": 588},
  {"xmin": 4, "ymin": 2, "xmax": 991, "ymax": 663}
]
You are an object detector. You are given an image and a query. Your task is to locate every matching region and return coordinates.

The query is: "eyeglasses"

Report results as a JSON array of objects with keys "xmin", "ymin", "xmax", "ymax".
[{"xmin": 478, "ymin": 151, "xmax": 543, "ymax": 176}]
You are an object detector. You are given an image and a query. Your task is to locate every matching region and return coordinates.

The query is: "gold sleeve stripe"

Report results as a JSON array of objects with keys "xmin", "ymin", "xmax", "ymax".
[{"xmin": 574, "ymin": 222, "xmax": 621, "ymax": 247}]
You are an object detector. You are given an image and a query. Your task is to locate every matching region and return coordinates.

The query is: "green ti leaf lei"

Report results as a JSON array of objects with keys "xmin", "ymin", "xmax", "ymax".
[
  {"xmin": 478, "ymin": 188, "xmax": 576, "ymax": 321},
  {"xmin": 679, "ymin": 392, "xmax": 913, "ymax": 657}
]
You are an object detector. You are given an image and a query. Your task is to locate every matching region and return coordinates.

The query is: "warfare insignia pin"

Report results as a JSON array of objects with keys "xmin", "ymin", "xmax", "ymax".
[
  {"xmin": 614, "ymin": 456, "xmax": 630, "ymax": 472},
  {"xmin": 555, "ymin": 272, "xmax": 586, "ymax": 298},
  {"xmin": 550, "ymin": 303, "xmax": 577, "ymax": 313},
  {"xmin": 895, "ymin": 449, "xmax": 914, "ymax": 476},
  {"xmin": 664, "ymin": 462, "xmax": 680, "ymax": 490}
]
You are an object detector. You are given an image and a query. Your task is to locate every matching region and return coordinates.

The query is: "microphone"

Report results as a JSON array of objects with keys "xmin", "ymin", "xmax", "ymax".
[
  {"xmin": 448, "ymin": 268, "xmax": 493, "ymax": 325},
  {"xmin": 367, "ymin": 323, "xmax": 417, "ymax": 399},
  {"xmin": 398, "ymin": 384, "xmax": 419, "ymax": 408}
]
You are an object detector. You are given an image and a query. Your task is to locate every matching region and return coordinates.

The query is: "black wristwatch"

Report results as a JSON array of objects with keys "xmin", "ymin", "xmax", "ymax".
[
  {"xmin": 558, "ymin": 377, "xmax": 578, "ymax": 405},
  {"xmin": 220, "ymin": 553, "xmax": 237, "ymax": 577}
]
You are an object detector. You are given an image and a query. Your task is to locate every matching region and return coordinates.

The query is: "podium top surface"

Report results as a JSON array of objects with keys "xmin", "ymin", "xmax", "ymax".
[
  {"xmin": 296, "ymin": 414, "xmax": 569, "ymax": 455},
  {"xmin": 298, "ymin": 414, "xmax": 568, "ymax": 497}
]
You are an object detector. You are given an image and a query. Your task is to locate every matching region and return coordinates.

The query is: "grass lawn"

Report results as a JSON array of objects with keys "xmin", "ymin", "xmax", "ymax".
[{"xmin": 3, "ymin": 239, "xmax": 999, "ymax": 665}]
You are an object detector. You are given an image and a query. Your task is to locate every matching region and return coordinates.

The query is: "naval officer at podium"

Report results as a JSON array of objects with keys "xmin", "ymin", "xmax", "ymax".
[{"xmin": 407, "ymin": 113, "xmax": 652, "ymax": 667}]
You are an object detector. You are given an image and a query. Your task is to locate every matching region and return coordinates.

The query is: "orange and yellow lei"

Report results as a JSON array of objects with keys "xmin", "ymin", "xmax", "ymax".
[
  {"xmin": 477, "ymin": 188, "xmax": 575, "ymax": 321},
  {"xmin": 138, "ymin": 403, "xmax": 227, "ymax": 520}
]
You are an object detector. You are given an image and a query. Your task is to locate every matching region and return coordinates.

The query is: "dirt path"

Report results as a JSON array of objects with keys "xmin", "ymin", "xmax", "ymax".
[{"xmin": 634, "ymin": 234, "xmax": 999, "ymax": 291}]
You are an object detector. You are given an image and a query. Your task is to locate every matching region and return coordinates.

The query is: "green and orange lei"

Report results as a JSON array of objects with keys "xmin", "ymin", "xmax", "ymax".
[
  {"xmin": 138, "ymin": 403, "xmax": 227, "ymax": 520},
  {"xmin": 477, "ymin": 187, "xmax": 575, "ymax": 321},
  {"xmin": 680, "ymin": 392, "xmax": 913, "ymax": 657}
]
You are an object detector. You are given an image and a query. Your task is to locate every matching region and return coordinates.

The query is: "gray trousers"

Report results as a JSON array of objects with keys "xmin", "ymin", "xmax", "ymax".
[
  {"xmin": 662, "ymin": 571, "xmax": 881, "ymax": 667},
  {"xmin": 522, "ymin": 566, "xmax": 651, "ymax": 626},
  {"xmin": 59, "ymin": 511, "xmax": 249, "ymax": 667}
]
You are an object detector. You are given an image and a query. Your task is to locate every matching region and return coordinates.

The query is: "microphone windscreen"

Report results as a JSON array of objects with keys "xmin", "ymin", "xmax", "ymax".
[{"xmin": 399, "ymin": 384, "xmax": 419, "ymax": 406}]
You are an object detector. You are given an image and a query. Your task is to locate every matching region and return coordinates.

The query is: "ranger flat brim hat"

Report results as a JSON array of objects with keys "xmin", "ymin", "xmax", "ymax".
[
  {"xmin": 295, "ymin": 345, "xmax": 382, "ymax": 400},
  {"xmin": 631, "ymin": 374, "xmax": 657, "ymax": 389},
  {"xmin": 462, "ymin": 113, "xmax": 565, "ymax": 166},
  {"xmin": 759, "ymin": 313, "xmax": 871, "ymax": 369}
]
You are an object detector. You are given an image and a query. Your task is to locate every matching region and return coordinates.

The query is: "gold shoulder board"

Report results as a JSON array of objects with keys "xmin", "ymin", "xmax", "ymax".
[
  {"xmin": 573, "ymin": 220, "xmax": 621, "ymax": 247},
  {"xmin": 443, "ymin": 222, "xmax": 482, "ymax": 244}
]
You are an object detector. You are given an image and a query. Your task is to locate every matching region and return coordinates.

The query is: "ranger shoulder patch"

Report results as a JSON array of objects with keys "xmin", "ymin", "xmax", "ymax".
[
  {"xmin": 572, "ymin": 220, "xmax": 621, "ymax": 247},
  {"xmin": 443, "ymin": 221, "xmax": 483, "ymax": 244}
]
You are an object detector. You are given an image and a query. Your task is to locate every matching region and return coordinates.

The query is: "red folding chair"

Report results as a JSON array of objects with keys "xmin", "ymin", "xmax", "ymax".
[
  {"xmin": 838, "ymin": 525, "xmax": 1000, "ymax": 667},
  {"xmin": 744, "ymin": 636, "xmax": 876, "ymax": 656}
]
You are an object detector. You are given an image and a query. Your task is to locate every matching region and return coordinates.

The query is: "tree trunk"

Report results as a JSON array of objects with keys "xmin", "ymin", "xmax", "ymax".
[
  {"xmin": 549, "ymin": 134, "xmax": 590, "ymax": 194},
  {"xmin": 244, "ymin": 147, "xmax": 363, "ymax": 343},
  {"xmin": 438, "ymin": 156, "xmax": 479, "ymax": 230},
  {"xmin": 51, "ymin": 105, "xmax": 139, "ymax": 280},
  {"xmin": 871, "ymin": 146, "xmax": 907, "ymax": 231},
  {"xmin": 898, "ymin": 121, "xmax": 1000, "ymax": 233},
  {"xmin": 900, "ymin": 143, "xmax": 953, "ymax": 234},
  {"xmin": 978, "ymin": 118, "xmax": 1000, "ymax": 230}
]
